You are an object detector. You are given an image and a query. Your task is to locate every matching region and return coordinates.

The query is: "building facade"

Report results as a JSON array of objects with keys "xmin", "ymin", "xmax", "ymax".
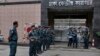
[
  {"xmin": 41, "ymin": 0, "xmax": 100, "ymax": 48},
  {"xmin": 0, "ymin": 0, "xmax": 100, "ymax": 48},
  {"xmin": 0, "ymin": 0, "xmax": 41, "ymax": 43}
]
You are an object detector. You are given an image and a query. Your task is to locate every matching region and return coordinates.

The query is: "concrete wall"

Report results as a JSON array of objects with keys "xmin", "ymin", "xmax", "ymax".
[
  {"xmin": 41, "ymin": 0, "xmax": 48, "ymax": 26},
  {"xmin": 0, "ymin": 0, "xmax": 40, "ymax": 2},
  {"xmin": 41, "ymin": 0, "xmax": 94, "ymax": 42},
  {"xmin": 93, "ymin": 0, "xmax": 100, "ymax": 48},
  {"xmin": 41, "ymin": 0, "xmax": 93, "ymax": 26},
  {"xmin": 93, "ymin": 0, "xmax": 100, "ymax": 30},
  {"xmin": 0, "ymin": 3, "xmax": 41, "ymax": 43}
]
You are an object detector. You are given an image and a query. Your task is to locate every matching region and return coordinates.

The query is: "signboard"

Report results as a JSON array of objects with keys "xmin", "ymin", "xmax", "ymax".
[{"xmin": 49, "ymin": 0, "xmax": 93, "ymax": 6}]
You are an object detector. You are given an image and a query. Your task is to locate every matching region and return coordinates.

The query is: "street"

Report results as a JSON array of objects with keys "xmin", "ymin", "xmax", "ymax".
[{"xmin": 0, "ymin": 44, "xmax": 100, "ymax": 56}]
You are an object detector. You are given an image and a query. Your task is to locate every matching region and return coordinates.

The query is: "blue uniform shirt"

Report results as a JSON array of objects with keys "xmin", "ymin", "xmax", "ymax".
[
  {"xmin": 28, "ymin": 29, "xmax": 39, "ymax": 41},
  {"xmin": 9, "ymin": 26, "xmax": 18, "ymax": 42}
]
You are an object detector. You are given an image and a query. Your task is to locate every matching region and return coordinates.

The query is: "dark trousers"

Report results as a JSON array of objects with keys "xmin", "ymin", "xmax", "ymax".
[
  {"xmin": 29, "ymin": 41, "xmax": 37, "ymax": 56},
  {"xmin": 73, "ymin": 41, "xmax": 78, "ymax": 48},
  {"xmin": 68, "ymin": 38, "xmax": 73, "ymax": 47},
  {"xmin": 84, "ymin": 39, "xmax": 89, "ymax": 49},
  {"xmin": 46, "ymin": 39, "xmax": 52, "ymax": 50},
  {"xmin": 73, "ymin": 38, "xmax": 78, "ymax": 48},
  {"xmin": 43, "ymin": 39, "xmax": 47, "ymax": 51},
  {"xmin": 36, "ymin": 40, "xmax": 43, "ymax": 54},
  {"xmin": 9, "ymin": 41, "xmax": 17, "ymax": 56}
]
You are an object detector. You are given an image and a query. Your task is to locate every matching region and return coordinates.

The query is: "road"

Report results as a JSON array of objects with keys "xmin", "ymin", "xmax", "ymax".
[{"xmin": 0, "ymin": 44, "xmax": 100, "ymax": 56}]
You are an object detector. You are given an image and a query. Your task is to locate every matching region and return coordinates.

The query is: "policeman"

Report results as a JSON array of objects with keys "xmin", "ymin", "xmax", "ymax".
[
  {"xmin": 50, "ymin": 29, "xmax": 55, "ymax": 45},
  {"xmin": 45, "ymin": 28, "xmax": 49, "ymax": 50},
  {"xmin": 28, "ymin": 25, "xmax": 38, "ymax": 56},
  {"xmin": 68, "ymin": 28, "xmax": 73, "ymax": 47},
  {"xmin": 46, "ymin": 27, "xmax": 53, "ymax": 50},
  {"xmin": 72, "ymin": 28, "xmax": 78, "ymax": 48},
  {"xmin": 36, "ymin": 26, "xmax": 44, "ymax": 53},
  {"xmin": 41, "ymin": 26, "xmax": 47, "ymax": 51},
  {"xmin": 82, "ymin": 27, "xmax": 89, "ymax": 49},
  {"xmin": 8, "ymin": 21, "xmax": 18, "ymax": 56}
]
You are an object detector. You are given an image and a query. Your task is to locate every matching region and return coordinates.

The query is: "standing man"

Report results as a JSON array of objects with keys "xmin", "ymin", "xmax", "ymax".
[
  {"xmin": 46, "ymin": 27, "xmax": 54, "ymax": 50},
  {"xmin": 46, "ymin": 27, "xmax": 50, "ymax": 50},
  {"xmin": 72, "ymin": 28, "xmax": 78, "ymax": 48},
  {"xmin": 28, "ymin": 25, "xmax": 38, "ymax": 56},
  {"xmin": 8, "ymin": 21, "xmax": 18, "ymax": 56},
  {"xmin": 67, "ymin": 28, "xmax": 73, "ymax": 47},
  {"xmin": 37, "ymin": 26, "xmax": 43, "ymax": 53},
  {"xmin": 43, "ymin": 26, "xmax": 48, "ymax": 51},
  {"xmin": 82, "ymin": 27, "xmax": 89, "ymax": 49},
  {"xmin": 77, "ymin": 27, "xmax": 82, "ymax": 47}
]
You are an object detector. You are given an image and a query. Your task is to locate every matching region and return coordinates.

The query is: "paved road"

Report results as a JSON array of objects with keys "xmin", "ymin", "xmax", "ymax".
[{"xmin": 0, "ymin": 44, "xmax": 100, "ymax": 56}]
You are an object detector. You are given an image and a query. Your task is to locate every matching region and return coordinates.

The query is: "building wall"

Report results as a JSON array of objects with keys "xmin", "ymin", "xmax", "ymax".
[
  {"xmin": 0, "ymin": 3, "xmax": 41, "ymax": 43},
  {"xmin": 93, "ymin": 0, "xmax": 100, "ymax": 48},
  {"xmin": 41, "ymin": 0, "xmax": 94, "ymax": 41},
  {"xmin": 0, "ymin": 0, "xmax": 40, "ymax": 2},
  {"xmin": 93, "ymin": 0, "xmax": 100, "ymax": 30}
]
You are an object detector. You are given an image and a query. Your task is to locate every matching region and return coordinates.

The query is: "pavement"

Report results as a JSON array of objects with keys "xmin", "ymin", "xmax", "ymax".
[{"xmin": 0, "ymin": 44, "xmax": 100, "ymax": 56}]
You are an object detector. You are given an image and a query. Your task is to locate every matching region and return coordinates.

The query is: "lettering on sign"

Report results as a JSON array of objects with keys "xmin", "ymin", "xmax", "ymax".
[{"xmin": 49, "ymin": 0, "xmax": 93, "ymax": 6}]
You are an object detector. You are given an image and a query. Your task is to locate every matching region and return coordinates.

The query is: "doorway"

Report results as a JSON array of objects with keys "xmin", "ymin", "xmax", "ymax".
[{"xmin": 48, "ymin": 9, "xmax": 93, "ymax": 42}]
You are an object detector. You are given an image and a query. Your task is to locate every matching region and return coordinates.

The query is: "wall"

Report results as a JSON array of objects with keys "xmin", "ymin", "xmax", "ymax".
[
  {"xmin": 93, "ymin": 0, "xmax": 100, "ymax": 48},
  {"xmin": 0, "ymin": 3, "xmax": 41, "ymax": 43},
  {"xmin": 0, "ymin": 0, "xmax": 40, "ymax": 2},
  {"xmin": 93, "ymin": 0, "xmax": 100, "ymax": 30}
]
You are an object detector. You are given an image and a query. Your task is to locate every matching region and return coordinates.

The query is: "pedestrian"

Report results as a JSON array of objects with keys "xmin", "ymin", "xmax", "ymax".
[
  {"xmin": 72, "ymin": 28, "xmax": 78, "ymax": 48},
  {"xmin": 46, "ymin": 27, "xmax": 55, "ymax": 50},
  {"xmin": 42, "ymin": 26, "xmax": 48, "ymax": 51},
  {"xmin": 28, "ymin": 25, "xmax": 38, "ymax": 56},
  {"xmin": 82, "ymin": 27, "xmax": 89, "ymax": 49},
  {"xmin": 45, "ymin": 27, "xmax": 51, "ymax": 50},
  {"xmin": 8, "ymin": 21, "xmax": 18, "ymax": 56},
  {"xmin": 77, "ymin": 27, "xmax": 82, "ymax": 47},
  {"xmin": 50, "ymin": 29, "xmax": 55, "ymax": 45},
  {"xmin": 67, "ymin": 28, "xmax": 73, "ymax": 47},
  {"xmin": 37, "ymin": 26, "xmax": 44, "ymax": 53}
]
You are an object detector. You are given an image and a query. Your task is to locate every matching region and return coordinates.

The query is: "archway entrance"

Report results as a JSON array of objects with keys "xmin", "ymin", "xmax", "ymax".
[{"xmin": 48, "ymin": 8, "xmax": 93, "ymax": 42}]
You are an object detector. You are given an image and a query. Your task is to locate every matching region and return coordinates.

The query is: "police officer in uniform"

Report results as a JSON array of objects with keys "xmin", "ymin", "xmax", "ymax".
[
  {"xmin": 46, "ymin": 27, "xmax": 53, "ymax": 50},
  {"xmin": 68, "ymin": 28, "xmax": 73, "ymax": 47},
  {"xmin": 46, "ymin": 27, "xmax": 51, "ymax": 50},
  {"xmin": 28, "ymin": 25, "xmax": 38, "ymax": 56},
  {"xmin": 36, "ymin": 26, "xmax": 43, "ymax": 53},
  {"xmin": 82, "ymin": 27, "xmax": 89, "ymax": 49},
  {"xmin": 41, "ymin": 26, "xmax": 47, "ymax": 51},
  {"xmin": 8, "ymin": 21, "xmax": 18, "ymax": 56},
  {"xmin": 50, "ymin": 29, "xmax": 55, "ymax": 45},
  {"xmin": 72, "ymin": 28, "xmax": 78, "ymax": 48}
]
